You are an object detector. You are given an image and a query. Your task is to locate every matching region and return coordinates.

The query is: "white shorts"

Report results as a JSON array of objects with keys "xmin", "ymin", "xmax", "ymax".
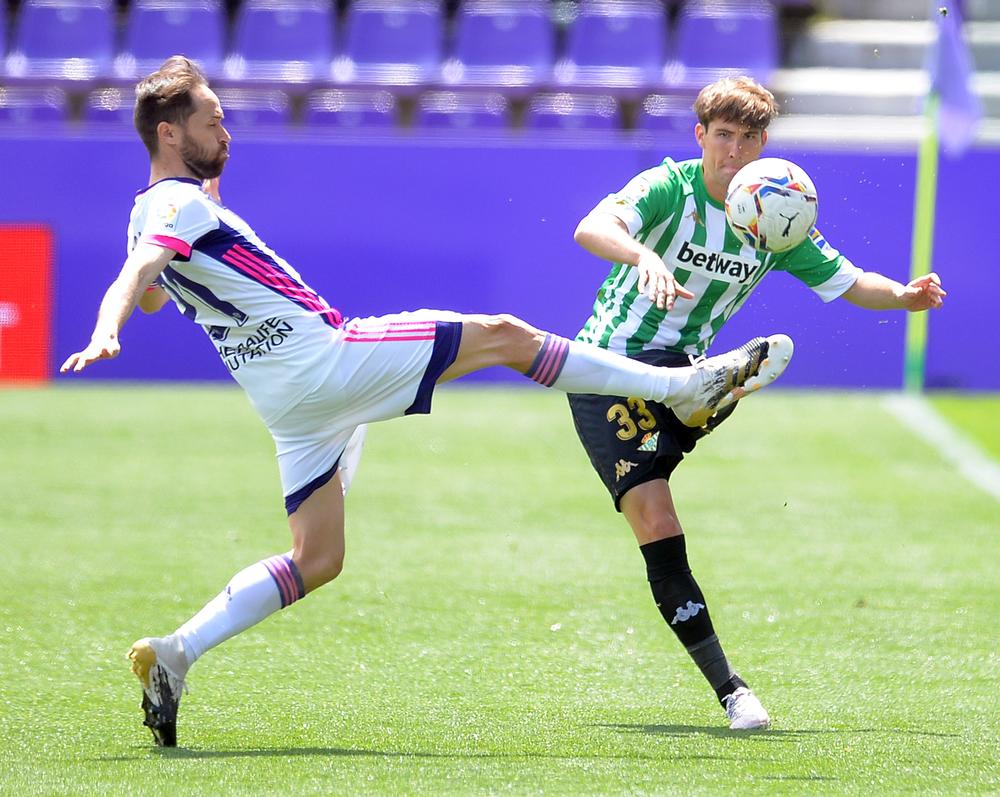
[{"xmin": 268, "ymin": 311, "xmax": 464, "ymax": 513}]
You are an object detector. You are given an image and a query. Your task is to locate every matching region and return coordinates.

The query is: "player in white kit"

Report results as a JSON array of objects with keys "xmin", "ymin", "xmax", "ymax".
[{"xmin": 61, "ymin": 57, "xmax": 794, "ymax": 746}]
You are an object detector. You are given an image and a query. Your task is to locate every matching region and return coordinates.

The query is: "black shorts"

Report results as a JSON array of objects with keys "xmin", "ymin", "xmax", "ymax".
[{"xmin": 567, "ymin": 349, "xmax": 736, "ymax": 511}]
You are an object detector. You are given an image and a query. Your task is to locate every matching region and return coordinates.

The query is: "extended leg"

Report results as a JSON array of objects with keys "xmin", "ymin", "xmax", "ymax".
[{"xmin": 439, "ymin": 314, "xmax": 791, "ymax": 424}]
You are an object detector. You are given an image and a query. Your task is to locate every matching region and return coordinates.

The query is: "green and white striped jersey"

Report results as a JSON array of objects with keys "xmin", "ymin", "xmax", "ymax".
[{"xmin": 577, "ymin": 157, "xmax": 863, "ymax": 356}]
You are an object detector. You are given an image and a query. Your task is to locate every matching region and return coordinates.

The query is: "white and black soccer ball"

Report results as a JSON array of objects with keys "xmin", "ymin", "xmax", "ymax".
[{"xmin": 725, "ymin": 157, "xmax": 818, "ymax": 253}]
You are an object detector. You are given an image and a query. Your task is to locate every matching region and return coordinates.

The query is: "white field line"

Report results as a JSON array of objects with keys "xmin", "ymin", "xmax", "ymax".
[{"xmin": 882, "ymin": 394, "xmax": 1000, "ymax": 504}]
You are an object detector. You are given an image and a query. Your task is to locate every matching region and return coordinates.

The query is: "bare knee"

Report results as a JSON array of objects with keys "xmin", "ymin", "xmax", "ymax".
[
  {"xmin": 632, "ymin": 510, "xmax": 683, "ymax": 542},
  {"xmin": 487, "ymin": 313, "xmax": 533, "ymax": 343},
  {"xmin": 620, "ymin": 481, "xmax": 684, "ymax": 544},
  {"xmin": 483, "ymin": 314, "xmax": 543, "ymax": 368},
  {"xmin": 294, "ymin": 544, "xmax": 345, "ymax": 591}
]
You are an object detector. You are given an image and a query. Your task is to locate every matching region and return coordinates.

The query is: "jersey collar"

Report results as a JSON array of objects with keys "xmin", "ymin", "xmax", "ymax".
[{"xmin": 135, "ymin": 177, "xmax": 203, "ymax": 196}]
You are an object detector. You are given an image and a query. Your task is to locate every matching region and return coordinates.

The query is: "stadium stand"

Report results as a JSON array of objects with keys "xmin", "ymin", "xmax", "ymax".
[
  {"xmin": 524, "ymin": 91, "xmax": 621, "ymax": 129},
  {"xmin": 83, "ymin": 85, "xmax": 134, "ymax": 124},
  {"xmin": 215, "ymin": 86, "xmax": 292, "ymax": 127},
  {"xmin": 115, "ymin": 0, "xmax": 227, "ymax": 81},
  {"xmin": 303, "ymin": 86, "xmax": 397, "ymax": 127},
  {"xmin": 224, "ymin": 0, "xmax": 335, "ymax": 86},
  {"xmin": 5, "ymin": 0, "xmax": 115, "ymax": 84},
  {"xmin": 637, "ymin": 92, "xmax": 698, "ymax": 134},
  {"xmin": 771, "ymin": 0, "xmax": 1000, "ymax": 142},
  {"xmin": 671, "ymin": 0, "xmax": 778, "ymax": 88},
  {"xmin": 0, "ymin": 0, "xmax": 995, "ymax": 143},
  {"xmin": 553, "ymin": 0, "xmax": 668, "ymax": 98},
  {"xmin": 334, "ymin": 0, "xmax": 442, "ymax": 92},
  {"xmin": 441, "ymin": 0, "xmax": 555, "ymax": 94},
  {"xmin": 0, "ymin": 84, "xmax": 67, "ymax": 122},
  {"xmin": 415, "ymin": 90, "xmax": 509, "ymax": 129}
]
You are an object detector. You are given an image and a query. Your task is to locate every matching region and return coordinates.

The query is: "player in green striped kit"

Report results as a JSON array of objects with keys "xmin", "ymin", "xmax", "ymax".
[{"xmin": 570, "ymin": 76, "xmax": 945, "ymax": 729}]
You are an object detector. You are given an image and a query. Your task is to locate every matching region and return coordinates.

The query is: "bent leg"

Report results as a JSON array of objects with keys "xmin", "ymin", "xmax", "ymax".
[
  {"xmin": 165, "ymin": 475, "xmax": 345, "ymax": 674},
  {"xmin": 288, "ymin": 473, "xmax": 347, "ymax": 592},
  {"xmin": 621, "ymin": 479, "xmax": 746, "ymax": 703}
]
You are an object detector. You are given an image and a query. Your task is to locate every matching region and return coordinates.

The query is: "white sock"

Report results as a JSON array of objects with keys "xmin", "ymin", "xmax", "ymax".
[
  {"xmin": 525, "ymin": 334, "xmax": 695, "ymax": 403},
  {"xmin": 173, "ymin": 554, "xmax": 305, "ymax": 669}
]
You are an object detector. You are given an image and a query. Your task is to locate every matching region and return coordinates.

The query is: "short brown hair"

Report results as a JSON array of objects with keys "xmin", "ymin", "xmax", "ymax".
[
  {"xmin": 693, "ymin": 76, "xmax": 778, "ymax": 130},
  {"xmin": 134, "ymin": 56, "xmax": 209, "ymax": 156}
]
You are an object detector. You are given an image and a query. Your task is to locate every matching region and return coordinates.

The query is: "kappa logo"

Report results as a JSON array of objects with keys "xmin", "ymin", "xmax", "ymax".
[
  {"xmin": 686, "ymin": 208, "xmax": 703, "ymax": 227},
  {"xmin": 637, "ymin": 431, "xmax": 659, "ymax": 452},
  {"xmin": 670, "ymin": 600, "xmax": 706, "ymax": 625},
  {"xmin": 614, "ymin": 459, "xmax": 639, "ymax": 482}
]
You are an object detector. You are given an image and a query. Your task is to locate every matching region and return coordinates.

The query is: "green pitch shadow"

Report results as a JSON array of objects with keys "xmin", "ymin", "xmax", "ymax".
[
  {"xmin": 597, "ymin": 723, "xmax": 959, "ymax": 740},
  {"xmin": 100, "ymin": 746, "xmax": 734, "ymax": 762}
]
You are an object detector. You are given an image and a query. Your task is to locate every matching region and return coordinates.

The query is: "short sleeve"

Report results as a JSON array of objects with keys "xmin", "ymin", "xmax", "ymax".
[
  {"xmin": 773, "ymin": 227, "xmax": 864, "ymax": 303},
  {"xmin": 139, "ymin": 188, "xmax": 218, "ymax": 260},
  {"xmin": 592, "ymin": 162, "xmax": 681, "ymax": 238}
]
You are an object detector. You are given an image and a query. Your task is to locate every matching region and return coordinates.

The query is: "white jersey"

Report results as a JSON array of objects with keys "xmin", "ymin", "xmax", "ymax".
[{"xmin": 128, "ymin": 177, "xmax": 342, "ymax": 424}]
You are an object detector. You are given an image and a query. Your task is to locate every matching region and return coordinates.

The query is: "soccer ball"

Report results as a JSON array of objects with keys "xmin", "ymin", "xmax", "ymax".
[{"xmin": 724, "ymin": 157, "xmax": 818, "ymax": 253}]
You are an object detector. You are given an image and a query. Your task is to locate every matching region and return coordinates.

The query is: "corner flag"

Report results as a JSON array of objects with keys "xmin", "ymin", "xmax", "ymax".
[
  {"xmin": 927, "ymin": 1, "xmax": 982, "ymax": 155},
  {"xmin": 904, "ymin": 2, "xmax": 980, "ymax": 392}
]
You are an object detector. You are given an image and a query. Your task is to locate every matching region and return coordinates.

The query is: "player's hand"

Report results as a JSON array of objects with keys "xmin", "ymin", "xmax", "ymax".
[
  {"xmin": 59, "ymin": 335, "xmax": 121, "ymax": 373},
  {"xmin": 635, "ymin": 250, "xmax": 695, "ymax": 311},
  {"xmin": 203, "ymin": 177, "xmax": 221, "ymax": 203},
  {"xmin": 899, "ymin": 272, "xmax": 946, "ymax": 311}
]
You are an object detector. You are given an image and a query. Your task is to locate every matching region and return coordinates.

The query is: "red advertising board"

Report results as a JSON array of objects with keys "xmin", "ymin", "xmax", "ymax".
[{"xmin": 0, "ymin": 225, "xmax": 52, "ymax": 383}]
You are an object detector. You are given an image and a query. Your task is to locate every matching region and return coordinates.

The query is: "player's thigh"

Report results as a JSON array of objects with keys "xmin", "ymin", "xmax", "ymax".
[
  {"xmin": 271, "ymin": 402, "xmax": 359, "ymax": 508},
  {"xmin": 335, "ymin": 313, "xmax": 461, "ymax": 416}
]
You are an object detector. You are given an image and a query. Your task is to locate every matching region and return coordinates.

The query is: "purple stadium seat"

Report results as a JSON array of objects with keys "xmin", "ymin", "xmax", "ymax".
[
  {"xmin": 333, "ymin": 1, "xmax": 442, "ymax": 92},
  {"xmin": 216, "ymin": 88, "xmax": 292, "ymax": 129},
  {"xmin": 441, "ymin": 1, "xmax": 554, "ymax": 94},
  {"xmin": 225, "ymin": 0, "xmax": 335, "ymax": 86},
  {"xmin": 672, "ymin": 1, "xmax": 778, "ymax": 87},
  {"xmin": 554, "ymin": 1, "xmax": 667, "ymax": 98},
  {"xmin": 0, "ymin": 86, "xmax": 68, "ymax": 123},
  {"xmin": 115, "ymin": 0, "xmax": 226, "ymax": 81},
  {"xmin": 5, "ymin": 0, "xmax": 114, "ymax": 83},
  {"xmin": 304, "ymin": 89, "xmax": 397, "ymax": 128},
  {"xmin": 524, "ymin": 92, "xmax": 620, "ymax": 131},
  {"xmin": 415, "ymin": 91, "xmax": 508, "ymax": 130},
  {"xmin": 636, "ymin": 93, "xmax": 697, "ymax": 136},
  {"xmin": 0, "ymin": 10, "xmax": 6, "ymax": 78},
  {"xmin": 83, "ymin": 87, "xmax": 134, "ymax": 125}
]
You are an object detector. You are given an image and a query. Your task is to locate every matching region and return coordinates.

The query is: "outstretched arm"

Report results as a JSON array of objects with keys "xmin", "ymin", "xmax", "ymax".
[
  {"xmin": 60, "ymin": 243, "xmax": 176, "ymax": 373},
  {"xmin": 841, "ymin": 271, "xmax": 946, "ymax": 312},
  {"xmin": 575, "ymin": 212, "xmax": 695, "ymax": 311}
]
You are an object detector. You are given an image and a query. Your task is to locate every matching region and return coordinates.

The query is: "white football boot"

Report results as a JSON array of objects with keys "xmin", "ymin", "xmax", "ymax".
[
  {"xmin": 670, "ymin": 334, "xmax": 794, "ymax": 428},
  {"xmin": 128, "ymin": 636, "xmax": 188, "ymax": 747},
  {"xmin": 723, "ymin": 686, "xmax": 772, "ymax": 730}
]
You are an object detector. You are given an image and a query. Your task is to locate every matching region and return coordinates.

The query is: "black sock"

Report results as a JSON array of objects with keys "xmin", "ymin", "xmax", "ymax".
[
  {"xmin": 714, "ymin": 674, "xmax": 748, "ymax": 705},
  {"xmin": 640, "ymin": 535, "xmax": 739, "ymax": 698}
]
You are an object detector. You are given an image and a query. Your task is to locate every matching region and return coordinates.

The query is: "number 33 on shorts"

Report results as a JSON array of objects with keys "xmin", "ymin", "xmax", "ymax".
[{"xmin": 606, "ymin": 397, "xmax": 657, "ymax": 441}]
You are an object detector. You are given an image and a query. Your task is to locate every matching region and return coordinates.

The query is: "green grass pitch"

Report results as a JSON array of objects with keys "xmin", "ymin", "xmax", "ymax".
[{"xmin": 0, "ymin": 385, "xmax": 997, "ymax": 796}]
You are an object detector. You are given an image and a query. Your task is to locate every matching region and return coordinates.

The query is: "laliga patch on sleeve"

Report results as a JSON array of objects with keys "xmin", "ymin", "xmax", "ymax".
[
  {"xmin": 615, "ymin": 177, "xmax": 651, "ymax": 207},
  {"xmin": 155, "ymin": 202, "xmax": 179, "ymax": 230}
]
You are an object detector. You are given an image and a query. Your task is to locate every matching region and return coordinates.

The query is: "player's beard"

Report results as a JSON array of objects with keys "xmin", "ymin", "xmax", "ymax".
[{"xmin": 179, "ymin": 136, "xmax": 229, "ymax": 180}]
